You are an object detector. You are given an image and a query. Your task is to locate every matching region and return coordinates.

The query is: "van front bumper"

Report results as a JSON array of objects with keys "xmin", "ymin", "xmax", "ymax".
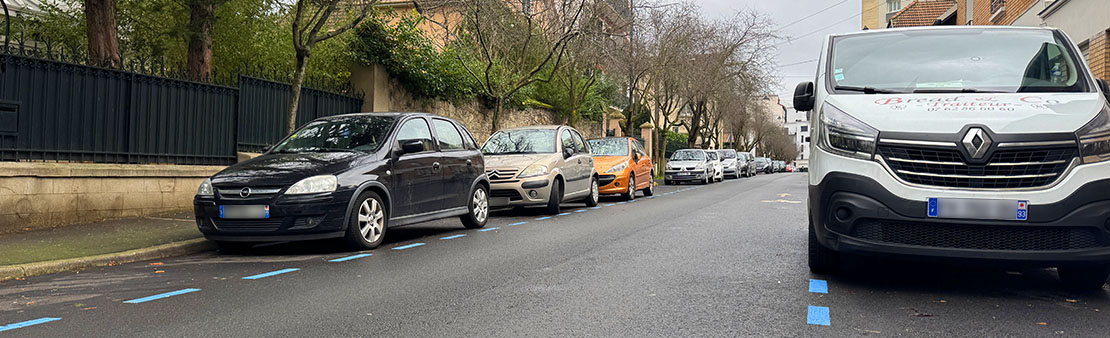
[{"xmin": 811, "ymin": 172, "xmax": 1110, "ymax": 266}]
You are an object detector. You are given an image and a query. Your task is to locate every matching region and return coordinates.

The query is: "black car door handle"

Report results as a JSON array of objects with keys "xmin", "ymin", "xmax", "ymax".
[{"xmin": 432, "ymin": 162, "xmax": 441, "ymax": 171}]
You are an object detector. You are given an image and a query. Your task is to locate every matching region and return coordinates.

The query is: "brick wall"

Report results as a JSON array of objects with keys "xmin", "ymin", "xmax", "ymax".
[
  {"xmin": 972, "ymin": 0, "xmax": 1038, "ymax": 25},
  {"xmin": 1090, "ymin": 31, "xmax": 1110, "ymax": 80}
]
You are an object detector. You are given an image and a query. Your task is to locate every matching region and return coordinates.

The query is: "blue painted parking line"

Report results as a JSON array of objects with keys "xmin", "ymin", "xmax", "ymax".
[
  {"xmin": 575, "ymin": 209, "xmax": 587, "ymax": 213},
  {"xmin": 809, "ymin": 279, "xmax": 828, "ymax": 294},
  {"xmin": 478, "ymin": 227, "xmax": 500, "ymax": 232},
  {"xmin": 440, "ymin": 234, "xmax": 466, "ymax": 240},
  {"xmin": 507, "ymin": 221, "xmax": 528, "ymax": 226},
  {"xmin": 557, "ymin": 212, "xmax": 571, "ymax": 216},
  {"xmin": 616, "ymin": 202, "xmax": 627, "ymax": 205},
  {"xmin": 807, "ymin": 306, "xmax": 830, "ymax": 326},
  {"xmin": 243, "ymin": 268, "xmax": 300, "ymax": 280},
  {"xmin": 329, "ymin": 253, "xmax": 372, "ymax": 262},
  {"xmin": 535, "ymin": 216, "xmax": 552, "ymax": 221},
  {"xmin": 124, "ymin": 288, "xmax": 201, "ymax": 304},
  {"xmin": 591, "ymin": 206, "xmax": 601, "ymax": 210},
  {"xmin": 392, "ymin": 243, "xmax": 426, "ymax": 250},
  {"xmin": 605, "ymin": 204, "xmax": 616, "ymax": 207},
  {"xmin": 0, "ymin": 317, "xmax": 61, "ymax": 332}
]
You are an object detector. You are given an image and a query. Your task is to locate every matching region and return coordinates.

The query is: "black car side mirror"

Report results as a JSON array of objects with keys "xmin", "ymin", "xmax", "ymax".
[
  {"xmin": 794, "ymin": 81, "xmax": 815, "ymax": 112},
  {"xmin": 1098, "ymin": 79, "xmax": 1110, "ymax": 102},
  {"xmin": 400, "ymin": 139, "xmax": 425, "ymax": 154},
  {"xmin": 633, "ymin": 153, "xmax": 641, "ymax": 161},
  {"xmin": 563, "ymin": 147, "xmax": 574, "ymax": 159}
]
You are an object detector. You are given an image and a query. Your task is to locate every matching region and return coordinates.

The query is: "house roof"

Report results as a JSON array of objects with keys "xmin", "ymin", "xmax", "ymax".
[{"xmin": 889, "ymin": 0, "xmax": 957, "ymax": 28}]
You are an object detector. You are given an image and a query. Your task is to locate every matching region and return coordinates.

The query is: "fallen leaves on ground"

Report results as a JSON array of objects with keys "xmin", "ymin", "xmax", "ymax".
[
  {"xmin": 1065, "ymin": 299, "xmax": 1078, "ymax": 303},
  {"xmin": 1037, "ymin": 322, "xmax": 1048, "ymax": 326},
  {"xmin": 149, "ymin": 262, "xmax": 164, "ymax": 266}
]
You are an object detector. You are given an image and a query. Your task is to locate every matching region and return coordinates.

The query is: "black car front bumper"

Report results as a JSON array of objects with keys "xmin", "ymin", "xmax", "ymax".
[
  {"xmin": 811, "ymin": 172, "xmax": 1110, "ymax": 266},
  {"xmin": 194, "ymin": 189, "xmax": 355, "ymax": 242}
]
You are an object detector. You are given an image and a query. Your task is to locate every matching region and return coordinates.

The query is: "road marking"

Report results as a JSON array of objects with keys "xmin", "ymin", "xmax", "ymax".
[
  {"xmin": 557, "ymin": 212, "xmax": 571, "ymax": 216},
  {"xmin": 605, "ymin": 204, "xmax": 616, "ymax": 207},
  {"xmin": 761, "ymin": 199, "xmax": 802, "ymax": 204},
  {"xmin": 478, "ymin": 227, "xmax": 500, "ymax": 232},
  {"xmin": 440, "ymin": 234, "xmax": 467, "ymax": 240},
  {"xmin": 590, "ymin": 206, "xmax": 601, "ymax": 210},
  {"xmin": 329, "ymin": 253, "xmax": 372, "ymax": 262},
  {"xmin": 647, "ymin": 196, "xmax": 654, "ymax": 199},
  {"xmin": 616, "ymin": 202, "xmax": 627, "ymax": 205},
  {"xmin": 392, "ymin": 243, "xmax": 425, "ymax": 250},
  {"xmin": 243, "ymin": 268, "xmax": 300, "ymax": 280},
  {"xmin": 807, "ymin": 305, "xmax": 831, "ymax": 326},
  {"xmin": 535, "ymin": 216, "xmax": 552, "ymax": 221},
  {"xmin": 0, "ymin": 317, "xmax": 61, "ymax": 332},
  {"xmin": 779, "ymin": 193, "xmax": 791, "ymax": 197},
  {"xmin": 809, "ymin": 279, "xmax": 828, "ymax": 294},
  {"xmin": 507, "ymin": 221, "xmax": 528, "ymax": 226},
  {"xmin": 575, "ymin": 209, "xmax": 587, "ymax": 213},
  {"xmin": 627, "ymin": 199, "xmax": 638, "ymax": 202},
  {"xmin": 124, "ymin": 288, "xmax": 201, "ymax": 304}
]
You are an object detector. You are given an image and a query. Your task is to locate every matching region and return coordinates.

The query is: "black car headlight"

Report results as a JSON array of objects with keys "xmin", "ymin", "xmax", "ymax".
[
  {"xmin": 817, "ymin": 102, "xmax": 878, "ymax": 160},
  {"xmin": 1077, "ymin": 106, "xmax": 1110, "ymax": 164}
]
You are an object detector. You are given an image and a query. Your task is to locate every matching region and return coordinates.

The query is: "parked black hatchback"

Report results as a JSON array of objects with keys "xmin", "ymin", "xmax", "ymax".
[{"xmin": 194, "ymin": 112, "xmax": 489, "ymax": 250}]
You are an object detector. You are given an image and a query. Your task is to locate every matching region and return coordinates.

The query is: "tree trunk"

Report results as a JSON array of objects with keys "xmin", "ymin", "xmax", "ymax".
[
  {"xmin": 85, "ymin": 0, "xmax": 121, "ymax": 68},
  {"xmin": 490, "ymin": 98, "xmax": 503, "ymax": 134},
  {"xmin": 186, "ymin": 0, "xmax": 217, "ymax": 81},
  {"xmin": 286, "ymin": 49, "xmax": 309, "ymax": 134}
]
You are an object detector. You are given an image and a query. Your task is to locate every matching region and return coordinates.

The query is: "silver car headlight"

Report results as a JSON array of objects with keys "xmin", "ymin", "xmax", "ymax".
[
  {"xmin": 285, "ymin": 175, "xmax": 338, "ymax": 195},
  {"xmin": 518, "ymin": 164, "xmax": 549, "ymax": 178},
  {"xmin": 605, "ymin": 162, "xmax": 628, "ymax": 173},
  {"xmin": 1077, "ymin": 106, "xmax": 1110, "ymax": 164},
  {"xmin": 196, "ymin": 178, "xmax": 214, "ymax": 197},
  {"xmin": 818, "ymin": 102, "xmax": 878, "ymax": 160}
]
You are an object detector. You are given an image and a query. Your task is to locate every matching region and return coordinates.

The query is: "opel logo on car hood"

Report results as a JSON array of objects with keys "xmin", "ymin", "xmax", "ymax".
[
  {"xmin": 962, "ymin": 128, "xmax": 992, "ymax": 159},
  {"xmin": 239, "ymin": 187, "xmax": 252, "ymax": 198}
]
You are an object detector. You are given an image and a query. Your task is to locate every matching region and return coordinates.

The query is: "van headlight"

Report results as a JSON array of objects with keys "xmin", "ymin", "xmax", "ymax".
[
  {"xmin": 1077, "ymin": 106, "xmax": 1110, "ymax": 164},
  {"xmin": 285, "ymin": 175, "xmax": 338, "ymax": 195},
  {"xmin": 817, "ymin": 103, "xmax": 878, "ymax": 160},
  {"xmin": 605, "ymin": 162, "xmax": 628, "ymax": 173},
  {"xmin": 518, "ymin": 164, "xmax": 549, "ymax": 178},
  {"xmin": 196, "ymin": 178, "xmax": 214, "ymax": 197}
]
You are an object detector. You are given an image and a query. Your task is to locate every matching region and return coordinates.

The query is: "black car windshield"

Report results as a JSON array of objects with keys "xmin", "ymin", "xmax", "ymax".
[
  {"xmin": 831, "ymin": 29, "xmax": 1089, "ymax": 93},
  {"xmin": 482, "ymin": 129, "xmax": 557, "ymax": 155},
  {"xmin": 271, "ymin": 116, "xmax": 396, "ymax": 153},
  {"xmin": 587, "ymin": 139, "xmax": 629, "ymax": 156},
  {"xmin": 671, "ymin": 150, "xmax": 705, "ymax": 161}
]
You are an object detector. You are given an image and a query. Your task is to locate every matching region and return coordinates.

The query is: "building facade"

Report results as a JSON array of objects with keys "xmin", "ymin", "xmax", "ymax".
[{"xmin": 784, "ymin": 108, "xmax": 811, "ymax": 166}]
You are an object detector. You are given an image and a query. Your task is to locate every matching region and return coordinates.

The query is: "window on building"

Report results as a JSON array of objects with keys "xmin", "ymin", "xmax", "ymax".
[
  {"xmin": 800, "ymin": 126, "xmax": 808, "ymax": 132},
  {"xmin": 1079, "ymin": 41, "xmax": 1090, "ymax": 62},
  {"xmin": 887, "ymin": 0, "xmax": 903, "ymax": 13},
  {"xmin": 990, "ymin": 0, "xmax": 1005, "ymax": 14}
]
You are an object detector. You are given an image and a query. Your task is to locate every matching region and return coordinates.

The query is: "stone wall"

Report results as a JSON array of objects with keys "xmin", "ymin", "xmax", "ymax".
[
  {"xmin": 352, "ymin": 63, "xmax": 603, "ymax": 142},
  {"xmin": 0, "ymin": 163, "xmax": 223, "ymax": 234}
]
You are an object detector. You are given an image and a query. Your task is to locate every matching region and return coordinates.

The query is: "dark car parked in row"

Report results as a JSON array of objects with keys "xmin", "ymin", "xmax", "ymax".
[{"xmin": 194, "ymin": 112, "xmax": 490, "ymax": 251}]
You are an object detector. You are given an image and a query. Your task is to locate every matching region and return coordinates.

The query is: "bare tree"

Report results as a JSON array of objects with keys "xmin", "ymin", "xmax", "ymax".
[
  {"xmin": 186, "ymin": 0, "xmax": 227, "ymax": 81},
  {"xmin": 286, "ymin": 0, "xmax": 378, "ymax": 133},
  {"xmin": 416, "ymin": 0, "xmax": 589, "ymax": 133},
  {"xmin": 85, "ymin": 0, "xmax": 121, "ymax": 67}
]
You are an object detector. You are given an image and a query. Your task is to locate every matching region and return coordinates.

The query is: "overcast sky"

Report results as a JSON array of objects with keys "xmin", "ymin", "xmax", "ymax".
[{"xmin": 695, "ymin": 0, "xmax": 862, "ymax": 108}]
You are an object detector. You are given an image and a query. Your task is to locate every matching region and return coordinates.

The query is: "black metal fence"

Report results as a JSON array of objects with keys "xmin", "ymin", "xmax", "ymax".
[{"xmin": 0, "ymin": 52, "xmax": 363, "ymax": 165}]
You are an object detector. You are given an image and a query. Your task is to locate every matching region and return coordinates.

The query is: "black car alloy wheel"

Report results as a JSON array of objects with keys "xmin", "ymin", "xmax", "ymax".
[{"xmin": 346, "ymin": 191, "xmax": 387, "ymax": 250}]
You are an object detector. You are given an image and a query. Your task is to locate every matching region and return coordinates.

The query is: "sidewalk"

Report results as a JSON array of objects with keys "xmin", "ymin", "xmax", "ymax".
[{"xmin": 0, "ymin": 211, "xmax": 214, "ymax": 281}]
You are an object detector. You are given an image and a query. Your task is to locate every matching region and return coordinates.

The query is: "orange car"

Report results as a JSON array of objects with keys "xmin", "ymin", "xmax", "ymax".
[{"xmin": 586, "ymin": 137, "xmax": 655, "ymax": 200}]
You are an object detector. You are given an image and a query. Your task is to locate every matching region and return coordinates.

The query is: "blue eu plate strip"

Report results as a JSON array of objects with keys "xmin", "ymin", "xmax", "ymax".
[
  {"xmin": 0, "ymin": 317, "xmax": 62, "ymax": 332},
  {"xmin": 807, "ymin": 306, "xmax": 831, "ymax": 326},
  {"xmin": 329, "ymin": 253, "xmax": 372, "ymax": 262},
  {"xmin": 124, "ymin": 288, "xmax": 201, "ymax": 304},
  {"xmin": 392, "ymin": 243, "xmax": 425, "ymax": 250},
  {"xmin": 478, "ymin": 227, "xmax": 499, "ymax": 232},
  {"xmin": 809, "ymin": 279, "xmax": 828, "ymax": 294},
  {"xmin": 440, "ymin": 234, "xmax": 467, "ymax": 240},
  {"xmin": 243, "ymin": 268, "xmax": 300, "ymax": 280}
]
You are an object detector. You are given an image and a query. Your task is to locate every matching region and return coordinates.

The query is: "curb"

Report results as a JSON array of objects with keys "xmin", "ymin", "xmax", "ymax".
[{"xmin": 0, "ymin": 238, "xmax": 216, "ymax": 282}]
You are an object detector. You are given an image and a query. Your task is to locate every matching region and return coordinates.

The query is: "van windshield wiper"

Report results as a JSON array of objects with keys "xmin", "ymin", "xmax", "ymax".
[
  {"xmin": 834, "ymin": 86, "xmax": 903, "ymax": 94},
  {"xmin": 912, "ymin": 88, "xmax": 1007, "ymax": 93}
]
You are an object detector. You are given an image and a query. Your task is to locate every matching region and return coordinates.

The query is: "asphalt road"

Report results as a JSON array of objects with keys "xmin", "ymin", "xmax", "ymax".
[{"xmin": 3, "ymin": 173, "xmax": 1110, "ymax": 337}]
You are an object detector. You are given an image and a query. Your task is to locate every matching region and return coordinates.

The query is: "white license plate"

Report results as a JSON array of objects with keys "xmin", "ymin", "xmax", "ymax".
[
  {"xmin": 678, "ymin": 172, "xmax": 690, "ymax": 176},
  {"xmin": 928, "ymin": 198, "xmax": 1028, "ymax": 221},
  {"xmin": 219, "ymin": 205, "xmax": 270, "ymax": 219}
]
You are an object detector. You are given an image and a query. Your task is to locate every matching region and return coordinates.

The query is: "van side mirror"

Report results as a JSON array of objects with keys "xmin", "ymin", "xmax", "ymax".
[
  {"xmin": 1098, "ymin": 79, "xmax": 1110, "ymax": 102},
  {"xmin": 400, "ymin": 139, "xmax": 425, "ymax": 154},
  {"xmin": 793, "ymin": 81, "xmax": 815, "ymax": 112}
]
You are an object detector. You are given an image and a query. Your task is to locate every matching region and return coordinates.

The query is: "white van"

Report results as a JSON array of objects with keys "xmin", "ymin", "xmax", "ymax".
[{"xmin": 795, "ymin": 27, "xmax": 1110, "ymax": 290}]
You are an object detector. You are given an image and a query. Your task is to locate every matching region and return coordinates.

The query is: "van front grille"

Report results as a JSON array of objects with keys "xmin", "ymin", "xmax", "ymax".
[
  {"xmin": 851, "ymin": 221, "xmax": 1104, "ymax": 251},
  {"xmin": 878, "ymin": 144, "xmax": 1075, "ymax": 189}
]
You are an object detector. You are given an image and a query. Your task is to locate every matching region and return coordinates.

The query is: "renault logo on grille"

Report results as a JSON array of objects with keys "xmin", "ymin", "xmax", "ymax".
[
  {"xmin": 239, "ymin": 187, "xmax": 252, "ymax": 198},
  {"xmin": 962, "ymin": 128, "xmax": 992, "ymax": 159}
]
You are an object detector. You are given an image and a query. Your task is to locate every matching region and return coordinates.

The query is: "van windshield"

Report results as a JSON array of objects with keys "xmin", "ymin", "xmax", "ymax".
[{"xmin": 830, "ymin": 29, "xmax": 1090, "ymax": 93}]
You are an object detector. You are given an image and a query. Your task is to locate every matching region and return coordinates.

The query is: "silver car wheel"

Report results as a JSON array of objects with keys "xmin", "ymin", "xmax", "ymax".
[
  {"xmin": 473, "ymin": 188, "xmax": 488, "ymax": 223},
  {"xmin": 590, "ymin": 178, "xmax": 599, "ymax": 203},
  {"xmin": 358, "ymin": 198, "xmax": 385, "ymax": 243},
  {"xmin": 628, "ymin": 175, "xmax": 636, "ymax": 198}
]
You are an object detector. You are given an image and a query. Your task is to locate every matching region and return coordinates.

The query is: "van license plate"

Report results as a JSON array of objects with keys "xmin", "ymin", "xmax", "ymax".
[
  {"xmin": 219, "ymin": 205, "xmax": 270, "ymax": 219},
  {"xmin": 928, "ymin": 198, "xmax": 1028, "ymax": 221}
]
